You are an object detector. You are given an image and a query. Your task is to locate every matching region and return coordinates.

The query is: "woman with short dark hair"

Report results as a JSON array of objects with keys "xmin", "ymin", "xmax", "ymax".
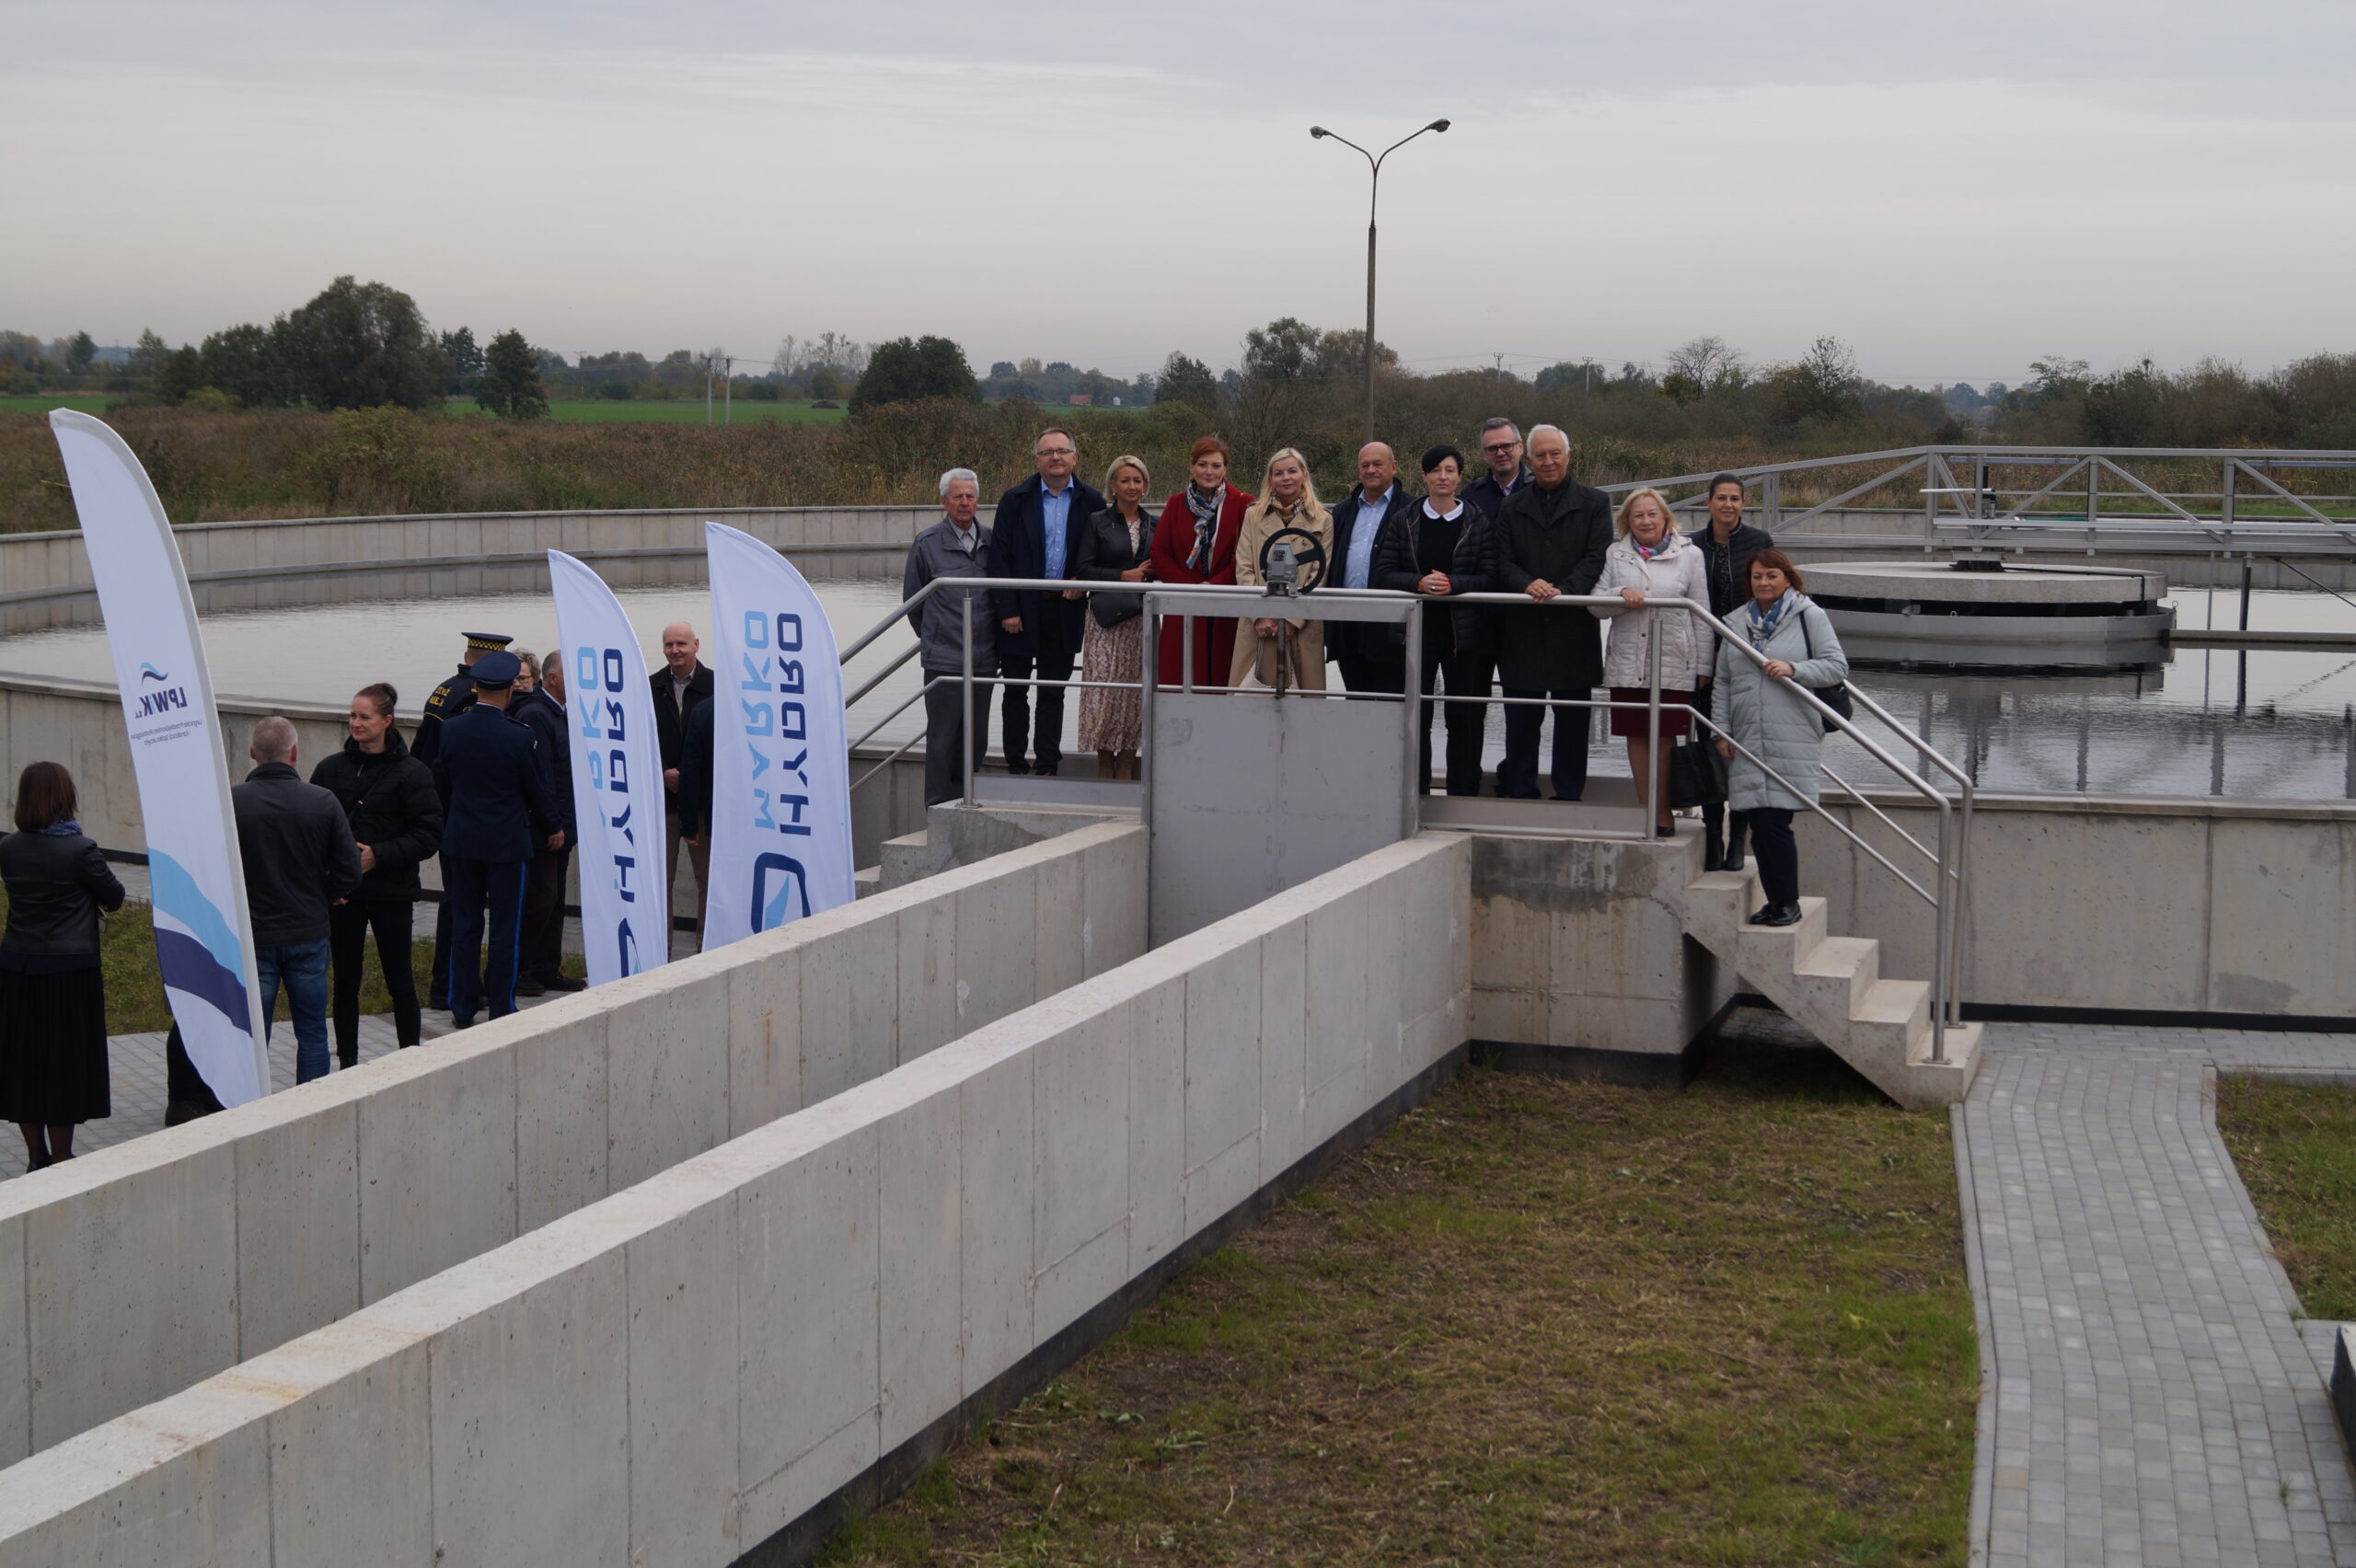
[
  {"xmin": 310, "ymin": 683, "xmax": 445, "ymax": 1066},
  {"xmin": 0, "ymin": 761, "xmax": 125, "ymax": 1168},
  {"xmin": 1712, "ymin": 549, "xmax": 1849, "ymax": 928},
  {"xmin": 1374, "ymin": 444, "xmax": 1487, "ymax": 794}
]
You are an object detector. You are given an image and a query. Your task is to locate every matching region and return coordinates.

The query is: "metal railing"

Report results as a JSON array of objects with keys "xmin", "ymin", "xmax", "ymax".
[
  {"xmin": 1611, "ymin": 444, "xmax": 2356, "ymax": 557},
  {"xmin": 838, "ymin": 575, "xmax": 1976, "ymax": 1062}
]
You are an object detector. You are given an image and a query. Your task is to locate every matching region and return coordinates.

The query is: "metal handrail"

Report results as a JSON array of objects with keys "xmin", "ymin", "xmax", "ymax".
[{"xmin": 839, "ymin": 574, "xmax": 1976, "ymax": 1057}]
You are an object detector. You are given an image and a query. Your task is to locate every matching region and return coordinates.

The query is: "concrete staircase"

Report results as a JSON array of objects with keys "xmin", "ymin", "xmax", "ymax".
[{"xmin": 1673, "ymin": 866, "xmax": 1981, "ymax": 1109}]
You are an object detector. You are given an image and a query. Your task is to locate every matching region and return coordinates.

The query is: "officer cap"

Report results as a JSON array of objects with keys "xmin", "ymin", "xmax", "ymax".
[
  {"xmin": 464, "ymin": 631, "xmax": 514, "ymax": 653},
  {"xmin": 470, "ymin": 650, "xmax": 521, "ymax": 686}
]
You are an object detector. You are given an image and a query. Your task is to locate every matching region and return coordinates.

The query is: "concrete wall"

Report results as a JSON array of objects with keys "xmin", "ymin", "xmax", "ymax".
[
  {"xmin": 1803, "ymin": 791, "xmax": 2356, "ymax": 1019},
  {"xmin": 0, "ymin": 821, "xmax": 1147, "ymax": 1468},
  {"xmin": 0, "ymin": 834, "xmax": 1469, "ymax": 1568},
  {"xmin": 1467, "ymin": 833, "xmax": 1736, "ymax": 1080}
]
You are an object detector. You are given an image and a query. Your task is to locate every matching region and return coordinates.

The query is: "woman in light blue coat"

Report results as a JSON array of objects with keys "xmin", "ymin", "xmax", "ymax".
[{"xmin": 1711, "ymin": 548, "xmax": 1848, "ymax": 928}]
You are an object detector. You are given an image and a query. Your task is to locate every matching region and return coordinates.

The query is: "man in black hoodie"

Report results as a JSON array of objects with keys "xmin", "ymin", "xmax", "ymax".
[{"xmin": 234, "ymin": 715, "xmax": 363, "ymax": 1084}]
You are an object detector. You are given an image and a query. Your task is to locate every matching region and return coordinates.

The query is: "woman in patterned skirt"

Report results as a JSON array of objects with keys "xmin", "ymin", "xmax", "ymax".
[{"xmin": 1074, "ymin": 454, "xmax": 1156, "ymax": 778}]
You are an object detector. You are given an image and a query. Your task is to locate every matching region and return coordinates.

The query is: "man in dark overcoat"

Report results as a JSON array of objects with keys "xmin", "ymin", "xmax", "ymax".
[
  {"xmin": 989, "ymin": 428, "xmax": 1103, "ymax": 776},
  {"xmin": 1481, "ymin": 425, "xmax": 1612, "ymax": 800}
]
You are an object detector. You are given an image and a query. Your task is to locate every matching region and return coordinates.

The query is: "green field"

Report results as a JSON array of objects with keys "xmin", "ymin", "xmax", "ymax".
[
  {"xmin": 441, "ymin": 397, "xmax": 848, "ymax": 424},
  {"xmin": 0, "ymin": 396, "xmax": 114, "ymax": 416}
]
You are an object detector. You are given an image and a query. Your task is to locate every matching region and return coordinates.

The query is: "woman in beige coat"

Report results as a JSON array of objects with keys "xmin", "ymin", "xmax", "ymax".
[{"xmin": 1230, "ymin": 448, "xmax": 1332, "ymax": 691}]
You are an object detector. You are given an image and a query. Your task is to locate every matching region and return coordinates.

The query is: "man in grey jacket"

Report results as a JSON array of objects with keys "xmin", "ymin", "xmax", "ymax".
[
  {"xmin": 233, "ymin": 715, "xmax": 363, "ymax": 1084},
  {"xmin": 904, "ymin": 468, "xmax": 1000, "ymax": 806}
]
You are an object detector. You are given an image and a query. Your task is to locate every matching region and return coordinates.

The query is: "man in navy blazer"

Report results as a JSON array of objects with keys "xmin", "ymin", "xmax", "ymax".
[
  {"xmin": 1328, "ymin": 441, "xmax": 1419, "ymax": 694},
  {"xmin": 431, "ymin": 651, "xmax": 560, "ymax": 1025},
  {"xmin": 988, "ymin": 429, "xmax": 1104, "ymax": 776}
]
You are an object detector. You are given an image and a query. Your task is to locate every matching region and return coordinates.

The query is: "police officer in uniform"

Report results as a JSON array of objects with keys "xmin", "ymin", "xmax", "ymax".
[
  {"xmin": 417, "ymin": 632, "xmax": 511, "ymax": 1009},
  {"xmin": 428, "ymin": 651, "xmax": 558, "ymax": 1027}
]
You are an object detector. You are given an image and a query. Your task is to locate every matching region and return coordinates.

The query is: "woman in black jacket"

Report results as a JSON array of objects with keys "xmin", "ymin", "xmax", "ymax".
[
  {"xmin": 1073, "ymin": 454, "xmax": 1156, "ymax": 778},
  {"xmin": 0, "ymin": 761, "xmax": 125, "ymax": 1168},
  {"xmin": 1373, "ymin": 444, "xmax": 1486, "ymax": 795},
  {"xmin": 310, "ymin": 683, "xmax": 444, "ymax": 1064}
]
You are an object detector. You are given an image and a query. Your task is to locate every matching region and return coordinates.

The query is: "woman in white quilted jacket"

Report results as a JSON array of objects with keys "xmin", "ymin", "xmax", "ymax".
[{"xmin": 1591, "ymin": 488, "xmax": 1710, "ymax": 836}]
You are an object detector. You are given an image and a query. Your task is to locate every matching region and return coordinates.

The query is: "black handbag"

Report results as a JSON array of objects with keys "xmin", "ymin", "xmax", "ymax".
[
  {"xmin": 1669, "ymin": 739, "xmax": 1726, "ymax": 810},
  {"xmin": 1796, "ymin": 613, "xmax": 1854, "ymax": 729},
  {"xmin": 1091, "ymin": 591, "xmax": 1141, "ymax": 630}
]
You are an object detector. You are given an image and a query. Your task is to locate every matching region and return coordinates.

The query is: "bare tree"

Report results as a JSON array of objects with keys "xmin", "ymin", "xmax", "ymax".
[{"xmin": 1665, "ymin": 335, "xmax": 1744, "ymax": 390}]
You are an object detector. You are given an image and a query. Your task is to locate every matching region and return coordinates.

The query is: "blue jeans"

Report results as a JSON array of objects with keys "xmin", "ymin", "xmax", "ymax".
[{"xmin": 258, "ymin": 937, "xmax": 332, "ymax": 1084}]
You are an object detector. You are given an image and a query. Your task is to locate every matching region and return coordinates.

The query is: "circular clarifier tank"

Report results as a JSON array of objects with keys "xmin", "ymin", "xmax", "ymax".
[{"xmin": 1804, "ymin": 559, "xmax": 2174, "ymax": 669}]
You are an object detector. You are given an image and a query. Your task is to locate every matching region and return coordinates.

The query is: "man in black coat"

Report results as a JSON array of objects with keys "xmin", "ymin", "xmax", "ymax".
[
  {"xmin": 432, "ymin": 651, "xmax": 559, "ymax": 1025},
  {"xmin": 989, "ymin": 429, "xmax": 1103, "ymax": 775},
  {"xmin": 1478, "ymin": 425, "xmax": 1612, "ymax": 801},
  {"xmin": 509, "ymin": 651, "xmax": 580, "ymax": 997},
  {"xmin": 652, "ymin": 621, "xmax": 714, "ymax": 949},
  {"xmin": 1327, "ymin": 441, "xmax": 1417, "ymax": 694},
  {"xmin": 233, "ymin": 716, "xmax": 363, "ymax": 1083},
  {"xmin": 1452, "ymin": 420, "xmax": 1533, "ymax": 793},
  {"xmin": 419, "ymin": 631, "xmax": 510, "ymax": 1009}
]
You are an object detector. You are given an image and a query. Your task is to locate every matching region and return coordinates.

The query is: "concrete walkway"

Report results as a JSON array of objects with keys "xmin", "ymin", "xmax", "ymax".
[{"xmin": 1961, "ymin": 1023, "xmax": 2356, "ymax": 1567}]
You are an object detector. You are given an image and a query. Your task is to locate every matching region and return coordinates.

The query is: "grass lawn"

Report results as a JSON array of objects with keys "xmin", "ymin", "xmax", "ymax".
[
  {"xmin": 440, "ymin": 398, "xmax": 848, "ymax": 425},
  {"xmin": 2216, "ymin": 1075, "xmax": 2356, "ymax": 1320},
  {"xmin": 821, "ymin": 1043, "xmax": 1978, "ymax": 1567}
]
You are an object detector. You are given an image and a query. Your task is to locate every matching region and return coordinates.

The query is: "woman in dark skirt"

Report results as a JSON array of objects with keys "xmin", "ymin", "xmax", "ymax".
[{"xmin": 0, "ymin": 761, "xmax": 124, "ymax": 1168}]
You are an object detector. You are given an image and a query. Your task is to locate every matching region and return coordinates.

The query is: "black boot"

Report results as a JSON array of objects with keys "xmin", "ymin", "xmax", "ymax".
[
  {"xmin": 1702, "ymin": 805, "xmax": 1725, "ymax": 872},
  {"xmin": 1724, "ymin": 812, "xmax": 1749, "ymax": 873}
]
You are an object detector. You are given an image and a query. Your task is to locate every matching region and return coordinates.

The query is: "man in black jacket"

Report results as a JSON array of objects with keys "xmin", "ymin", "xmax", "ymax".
[
  {"xmin": 1452, "ymin": 420, "xmax": 1533, "ymax": 793},
  {"xmin": 420, "ymin": 631, "xmax": 510, "ymax": 1009},
  {"xmin": 1478, "ymin": 425, "xmax": 1612, "ymax": 800},
  {"xmin": 652, "ymin": 622, "xmax": 714, "ymax": 949},
  {"xmin": 1687, "ymin": 473, "xmax": 1775, "ymax": 870},
  {"xmin": 509, "ymin": 651, "xmax": 580, "ymax": 996},
  {"xmin": 989, "ymin": 430, "xmax": 1103, "ymax": 775},
  {"xmin": 433, "ymin": 651, "xmax": 559, "ymax": 1025},
  {"xmin": 234, "ymin": 715, "xmax": 363, "ymax": 1083},
  {"xmin": 1328, "ymin": 441, "xmax": 1417, "ymax": 693}
]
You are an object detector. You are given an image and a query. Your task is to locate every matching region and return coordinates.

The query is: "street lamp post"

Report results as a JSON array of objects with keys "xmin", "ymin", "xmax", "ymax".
[{"xmin": 1311, "ymin": 118, "xmax": 1449, "ymax": 441}]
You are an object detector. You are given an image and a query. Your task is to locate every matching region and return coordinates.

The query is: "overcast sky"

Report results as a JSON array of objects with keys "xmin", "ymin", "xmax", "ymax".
[{"xmin": 8, "ymin": 0, "xmax": 2354, "ymax": 386}]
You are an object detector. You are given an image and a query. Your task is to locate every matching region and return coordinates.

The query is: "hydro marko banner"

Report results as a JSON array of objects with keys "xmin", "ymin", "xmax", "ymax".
[
  {"xmin": 701, "ymin": 522, "xmax": 855, "ymax": 948},
  {"xmin": 48, "ymin": 411, "xmax": 271, "ymax": 1105},
  {"xmin": 548, "ymin": 550, "xmax": 670, "ymax": 985}
]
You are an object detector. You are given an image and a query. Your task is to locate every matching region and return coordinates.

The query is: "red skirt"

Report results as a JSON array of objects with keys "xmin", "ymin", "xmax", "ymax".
[{"xmin": 1607, "ymin": 687, "xmax": 1693, "ymax": 739}]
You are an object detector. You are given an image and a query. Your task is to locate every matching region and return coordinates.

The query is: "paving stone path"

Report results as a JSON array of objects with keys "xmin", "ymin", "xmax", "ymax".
[{"xmin": 1962, "ymin": 1024, "xmax": 2356, "ymax": 1567}]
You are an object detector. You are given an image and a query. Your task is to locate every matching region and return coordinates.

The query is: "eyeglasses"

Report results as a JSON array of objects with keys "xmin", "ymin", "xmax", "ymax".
[
  {"xmin": 1481, "ymin": 442, "xmax": 1519, "ymax": 455},
  {"xmin": 1036, "ymin": 447, "xmax": 1075, "ymax": 458}
]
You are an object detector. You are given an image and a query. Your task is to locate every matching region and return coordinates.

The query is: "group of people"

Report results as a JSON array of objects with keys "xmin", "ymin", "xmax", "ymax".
[
  {"xmin": 0, "ymin": 614, "xmax": 737, "ymax": 1158},
  {"xmin": 902, "ymin": 421, "xmax": 1850, "ymax": 926}
]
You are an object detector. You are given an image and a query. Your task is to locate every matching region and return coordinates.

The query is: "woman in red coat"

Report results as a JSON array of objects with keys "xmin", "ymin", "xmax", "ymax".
[{"xmin": 1149, "ymin": 434, "xmax": 1255, "ymax": 687}]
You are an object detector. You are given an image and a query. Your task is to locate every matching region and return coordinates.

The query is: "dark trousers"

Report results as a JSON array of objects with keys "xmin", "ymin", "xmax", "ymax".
[
  {"xmin": 329, "ymin": 898, "xmax": 419, "ymax": 1063},
  {"xmin": 1750, "ymin": 807, "xmax": 1799, "ymax": 905},
  {"xmin": 1417, "ymin": 645, "xmax": 1489, "ymax": 796},
  {"xmin": 922, "ymin": 671, "xmax": 993, "ymax": 808},
  {"xmin": 1337, "ymin": 647, "xmax": 1407, "ymax": 697},
  {"xmin": 523, "ymin": 843, "xmax": 572, "ymax": 982},
  {"xmin": 1500, "ymin": 686, "xmax": 1593, "ymax": 800},
  {"xmin": 999, "ymin": 647, "xmax": 1073, "ymax": 773},
  {"xmin": 443, "ymin": 856, "xmax": 528, "ymax": 1022}
]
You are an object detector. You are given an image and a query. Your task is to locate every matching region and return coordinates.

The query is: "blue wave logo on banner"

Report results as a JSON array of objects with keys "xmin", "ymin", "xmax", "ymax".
[
  {"xmin": 145, "ymin": 848, "xmax": 252, "ymax": 1033},
  {"xmin": 138, "ymin": 663, "xmax": 169, "ymax": 682}
]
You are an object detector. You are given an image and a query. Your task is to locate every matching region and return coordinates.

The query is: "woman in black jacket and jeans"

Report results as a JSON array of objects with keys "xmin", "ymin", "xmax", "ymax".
[
  {"xmin": 0, "ymin": 762, "xmax": 125, "ymax": 1168},
  {"xmin": 310, "ymin": 683, "xmax": 444, "ymax": 1065}
]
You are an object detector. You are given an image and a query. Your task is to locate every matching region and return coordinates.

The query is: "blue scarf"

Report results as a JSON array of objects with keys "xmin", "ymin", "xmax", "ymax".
[
  {"xmin": 34, "ymin": 817, "xmax": 81, "ymax": 837},
  {"xmin": 1745, "ymin": 590, "xmax": 1796, "ymax": 648},
  {"xmin": 1185, "ymin": 484, "xmax": 1225, "ymax": 575}
]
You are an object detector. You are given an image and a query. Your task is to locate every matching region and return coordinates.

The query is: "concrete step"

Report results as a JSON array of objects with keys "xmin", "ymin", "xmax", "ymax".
[
  {"xmin": 854, "ymin": 865, "xmax": 882, "ymax": 900},
  {"xmin": 877, "ymin": 829, "xmax": 941, "ymax": 892},
  {"xmin": 1789, "ymin": 936, "xmax": 1880, "ymax": 1024}
]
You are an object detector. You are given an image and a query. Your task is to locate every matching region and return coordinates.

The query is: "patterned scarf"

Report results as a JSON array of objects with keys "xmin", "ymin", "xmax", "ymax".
[
  {"xmin": 35, "ymin": 817, "xmax": 81, "ymax": 837},
  {"xmin": 1185, "ymin": 484, "xmax": 1225, "ymax": 575},
  {"xmin": 1633, "ymin": 530, "xmax": 1670, "ymax": 561},
  {"xmin": 1745, "ymin": 588, "xmax": 1796, "ymax": 648}
]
